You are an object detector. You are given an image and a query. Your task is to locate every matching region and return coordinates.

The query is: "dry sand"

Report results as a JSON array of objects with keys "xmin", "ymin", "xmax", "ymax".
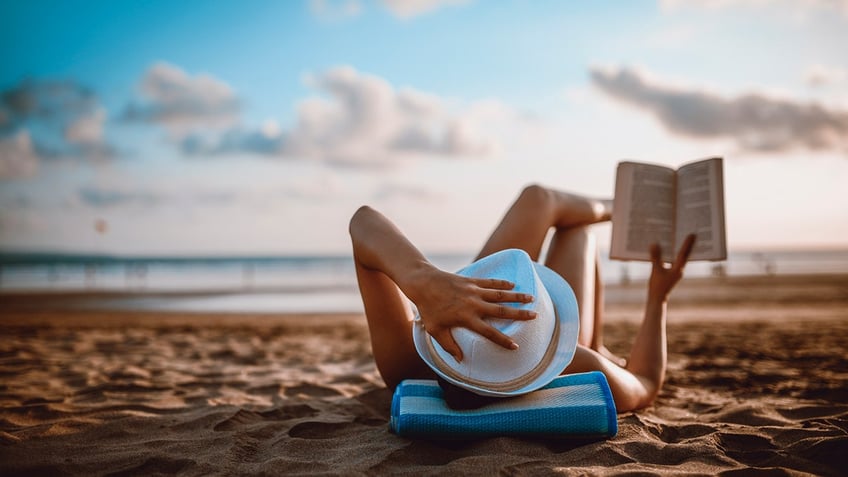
[{"xmin": 1, "ymin": 274, "xmax": 847, "ymax": 476}]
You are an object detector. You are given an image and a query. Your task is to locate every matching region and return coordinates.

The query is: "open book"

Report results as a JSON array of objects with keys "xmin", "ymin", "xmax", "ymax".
[{"xmin": 610, "ymin": 157, "xmax": 727, "ymax": 262}]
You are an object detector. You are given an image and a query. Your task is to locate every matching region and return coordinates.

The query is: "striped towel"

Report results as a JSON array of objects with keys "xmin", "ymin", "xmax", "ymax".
[{"xmin": 390, "ymin": 371, "xmax": 617, "ymax": 439}]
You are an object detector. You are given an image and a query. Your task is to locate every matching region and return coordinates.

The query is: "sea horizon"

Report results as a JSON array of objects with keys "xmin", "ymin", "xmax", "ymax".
[{"xmin": 2, "ymin": 247, "xmax": 847, "ymax": 314}]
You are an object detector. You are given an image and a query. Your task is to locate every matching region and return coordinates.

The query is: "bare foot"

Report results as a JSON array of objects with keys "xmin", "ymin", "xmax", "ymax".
[{"xmin": 599, "ymin": 199, "xmax": 613, "ymax": 221}]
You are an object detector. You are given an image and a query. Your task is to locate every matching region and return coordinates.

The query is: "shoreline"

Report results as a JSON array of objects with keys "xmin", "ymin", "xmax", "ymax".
[{"xmin": 1, "ymin": 272, "xmax": 846, "ymax": 314}]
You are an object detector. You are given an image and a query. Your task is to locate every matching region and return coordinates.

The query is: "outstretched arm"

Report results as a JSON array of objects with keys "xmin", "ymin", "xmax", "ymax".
[
  {"xmin": 349, "ymin": 206, "xmax": 536, "ymax": 384},
  {"xmin": 623, "ymin": 234, "xmax": 696, "ymax": 403}
]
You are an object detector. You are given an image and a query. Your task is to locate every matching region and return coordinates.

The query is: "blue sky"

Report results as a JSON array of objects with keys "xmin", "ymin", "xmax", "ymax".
[{"xmin": 1, "ymin": 0, "xmax": 847, "ymax": 255}]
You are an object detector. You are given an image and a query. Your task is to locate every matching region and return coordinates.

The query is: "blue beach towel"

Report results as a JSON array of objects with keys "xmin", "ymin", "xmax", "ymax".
[{"xmin": 390, "ymin": 371, "xmax": 618, "ymax": 439}]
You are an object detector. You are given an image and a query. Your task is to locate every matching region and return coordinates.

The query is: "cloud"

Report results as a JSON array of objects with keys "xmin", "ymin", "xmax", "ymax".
[
  {"xmin": 590, "ymin": 66, "xmax": 848, "ymax": 153},
  {"xmin": 0, "ymin": 79, "xmax": 98, "ymax": 129},
  {"xmin": 181, "ymin": 121, "xmax": 285, "ymax": 156},
  {"xmin": 373, "ymin": 183, "xmax": 445, "ymax": 201},
  {"xmin": 805, "ymin": 64, "xmax": 848, "ymax": 87},
  {"xmin": 0, "ymin": 131, "xmax": 39, "ymax": 180},
  {"xmin": 123, "ymin": 62, "xmax": 240, "ymax": 135},
  {"xmin": 309, "ymin": 0, "xmax": 470, "ymax": 20},
  {"xmin": 65, "ymin": 107, "xmax": 107, "ymax": 146},
  {"xmin": 659, "ymin": 0, "xmax": 848, "ymax": 15},
  {"xmin": 183, "ymin": 66, "xmax": 499, "ymax": 166},
  {"xmin": 0, "ymin": 79, "xmax": 112, "ymax": 161},
  {"xmin": 309, "ymin": 0, "xmax": 362, "ymax": 20},
  {"xmin": 381, "ymin": 0, "xmax": 470, "ymax": 18}
]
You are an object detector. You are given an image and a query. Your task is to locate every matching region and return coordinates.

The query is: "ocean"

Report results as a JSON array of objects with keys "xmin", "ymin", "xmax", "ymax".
[{"xmin": 1, "ymin": 249, "xmax": 847, "ymax": 313}]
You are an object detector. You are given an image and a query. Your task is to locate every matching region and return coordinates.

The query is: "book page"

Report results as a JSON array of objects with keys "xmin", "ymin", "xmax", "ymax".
[
  {"xmin": 610, "ymin": 162, "xmax": 676, "ymax": 261},
  {"xmin": 675, "ymin": 157, "xmax": 727, "ymax": 261}
]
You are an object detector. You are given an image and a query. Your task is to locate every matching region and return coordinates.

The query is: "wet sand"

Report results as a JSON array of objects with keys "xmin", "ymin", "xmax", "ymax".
[{"xmin": 1, "ymin": 274, "xmax": 846, "ymax": 475}]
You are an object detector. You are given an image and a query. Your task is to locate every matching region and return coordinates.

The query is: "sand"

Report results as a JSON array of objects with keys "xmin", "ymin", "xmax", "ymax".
[{"xmin": 1, "ymin": 274, "xmax": 846, "ymax": 476}]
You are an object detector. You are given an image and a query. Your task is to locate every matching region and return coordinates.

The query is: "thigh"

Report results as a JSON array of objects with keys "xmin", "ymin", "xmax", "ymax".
[
  {"xmin": 355, "ymin": 262, "xmax": 433, "ymax": 389},
  {"xmin": 475, "ymin": 185, "xmax": 555, "ymax": 261},
  {"xmin": 543, "ymin": 226, "xmax": 596, "ymax": 346}
]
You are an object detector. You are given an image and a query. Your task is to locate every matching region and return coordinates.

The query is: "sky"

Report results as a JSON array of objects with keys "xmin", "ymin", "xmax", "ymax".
[{"xmin": 1, "ymin": 0, "xmax": 847, "ymax": 256}]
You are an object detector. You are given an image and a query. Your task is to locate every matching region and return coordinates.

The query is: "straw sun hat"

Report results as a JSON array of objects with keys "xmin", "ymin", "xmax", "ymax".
[{"xmin": 412, "ymin": 248, "xmax": 580, "ymax": 398}]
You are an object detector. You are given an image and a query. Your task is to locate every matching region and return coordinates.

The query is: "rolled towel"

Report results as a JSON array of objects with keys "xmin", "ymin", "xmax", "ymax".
[{"xmin": 390, "ymin": 371, "xmax": 618, "ymax": 439}]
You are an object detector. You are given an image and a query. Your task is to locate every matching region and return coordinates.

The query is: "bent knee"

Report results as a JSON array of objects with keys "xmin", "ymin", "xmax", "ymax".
[
  {"xmin": 517, "ymin": 184, "xmax": 553, "ymax": 210},
  {"xmin": 349, "ymin": 205, "xmax": 374, "ymax": 236}
]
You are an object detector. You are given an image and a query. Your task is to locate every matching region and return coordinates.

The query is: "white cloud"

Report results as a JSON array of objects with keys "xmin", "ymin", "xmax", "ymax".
[
  {"xmin": 309, "ymin": 0, "xmax": 362, "ymax": 20},
  {"xmin": 183, "ymin": 66, "xmax": 501, "ymax": 166},
  {"xmin": 0, "ymin": 131, "xmax": 39, "ymax": 179},
  {"xmin": 590, "ymin": 65, "xmax": 848, "ymax": 153},
  {"xmin": 660, "ymin": 0, "xmax": 848, "ymax": 14},
  {"xmin": 309, "ymin": 0, "xmax": 470, "ymax": 20},
  {"xmin": 381, "ymin": 0, "xmax": 470, "ymax": 18},
  {"xmin": 805, "ymin": 64, "xmax": 848, "ymax": 87},
  {"xmin": 124, "ymin": 62, "xmax": 240, "ymax": 135},
  {"xmin": 65, "ymin": 108, "xmax": 106, "ymax": 146},
  {"xmin": 373, "ymin": 182, "xmax": 445, "ymax": 201},
  {"xmin": 0, "ymin": 79, "xmax": 112, "ymax": 161},
  {"xmin": 290, "ymin": 66, "xmax": 496, "ymax": 163}
]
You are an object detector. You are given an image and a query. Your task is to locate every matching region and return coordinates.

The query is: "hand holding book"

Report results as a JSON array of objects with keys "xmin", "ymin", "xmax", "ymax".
[
  {"xmin": 610, "ymin": 157, "xmax": 727, "ymax": 263},
  {"xmin": 648, "ymin": 233, "xmax": 696, "ymax": 300}
]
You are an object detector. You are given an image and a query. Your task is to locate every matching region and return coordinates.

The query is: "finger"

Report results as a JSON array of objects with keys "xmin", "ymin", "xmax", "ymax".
[
  {"xmin": 650, "ymin": 242, "xmax": 663, "ymax": 268},
  {"xmin": 432, "ymin": 328, "xmax": 463, "ymax": 362},
  {"xmin": 482, "ymin": 303, "xmax": 537, "ymax": 321},
  {"xmin": 673, "ymin": 234, "xmax": 697, "ymax": 272},
  {"xmin": 471, "ymin": 278, "xmax": 514, "ymax": 290},
  {"xmin": 469, "ymin": 320, "xmax": 518, "ymax": 350},
  {"xmin": 479, "ymin": 289, "xmax": 534, "ymax": 304}
]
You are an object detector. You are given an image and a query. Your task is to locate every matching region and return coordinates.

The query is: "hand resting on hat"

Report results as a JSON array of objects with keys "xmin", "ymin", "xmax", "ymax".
[{"xmin": 403, "ymin": 267, "xmax": 538, "ymax": 362}]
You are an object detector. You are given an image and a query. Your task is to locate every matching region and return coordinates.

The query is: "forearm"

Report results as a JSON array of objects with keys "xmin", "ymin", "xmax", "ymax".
[
  {"xmin": 349, "ymin": 205, "xmax": 437, "ymax": 298},
  {"xmin": 624, "ymin": 294, "xmax": 668, "ymax": 399}
]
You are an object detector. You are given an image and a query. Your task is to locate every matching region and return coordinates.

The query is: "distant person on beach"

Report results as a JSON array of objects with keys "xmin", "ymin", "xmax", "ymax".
[{"xmin": 349, "ymin": 185, "xmax": 695, "ymax": 412}]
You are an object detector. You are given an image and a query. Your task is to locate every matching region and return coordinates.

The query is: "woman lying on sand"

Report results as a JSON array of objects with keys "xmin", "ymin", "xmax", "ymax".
[{"xmin": 349, "ymin": 184, "xmax": 695, "ymax": 412}]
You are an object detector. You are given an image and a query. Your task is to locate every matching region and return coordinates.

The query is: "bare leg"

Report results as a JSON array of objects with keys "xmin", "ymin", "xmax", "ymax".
[
  {"xmin": 475, "ymin": 185, "xmax": 611, "ymax": 261},
  {"xmin": 542, "ymin": 226, "xmax": 626, "ymax": 365},
  {"xmin": 593, "ymin": 257, "xmax": 626, "ymax": 366},
  {"xmin": 543, "ymin": 226, "xmax": 596, "ymax": 345},
  {"xmin": 353, "ymin": 256, "xmax": 433, "ymax": 390}
]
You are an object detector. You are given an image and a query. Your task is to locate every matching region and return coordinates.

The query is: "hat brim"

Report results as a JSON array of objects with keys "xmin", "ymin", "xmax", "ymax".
[{"xmin": 413, "ymin": 262, "xmax": 580, "ymax": 397}]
